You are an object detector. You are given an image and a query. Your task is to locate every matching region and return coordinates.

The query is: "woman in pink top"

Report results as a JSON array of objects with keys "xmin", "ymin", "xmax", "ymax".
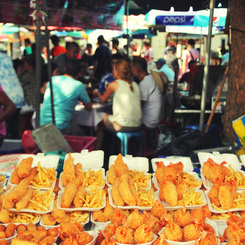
[{"xmin": 0, "ymin": 85, "xmax": 16, "ymax": 146}]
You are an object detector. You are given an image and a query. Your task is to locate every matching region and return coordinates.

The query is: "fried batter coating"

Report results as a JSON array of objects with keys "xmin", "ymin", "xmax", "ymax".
[
  {"xmin": 61, "ymin": 182, "xmax": 78, "ymax": 208},
  {"xmin": 134, "ymin": 223, "xmax": 154, "ymax": 244},
  {"xmin": 115, "ymin": 221, "xmax": 134, "ymax": 244},
  {"xmin": 208, "ymin": 181, "xmax": 221, "ymax": 207},
  {"xmin": 163, "ymin": 222, "xmax": 182, "ymax": 242},
  {"xmin": 183, "ymin": 224, "xmax": 201, "ymax": 241},
  {"xmin": 152, "ymin": 233, "xmax": 168, "ymax": 245},
  {"xmin": 114, "ymin": 154, "xmax": 129, "ymax": 177},
  {"xmin": 159, "ymin": 180, "xmax": 178, "ymax": 207},
  {"xmin": 151, "ymin": 200, "xmax": 166, "ymax": 219},
  {"xmin": 112, "ymin": 178, "xmax": 124, "ymax": 206},
  {"xmin": 176, "ymin": 176, "xmax": 188, "ymax": 200},
  {"xmin": 119, "ymin": 174, "xmax": 136, "ymax": 206},
  {"xmin": 190, "ymin": 208, "xmax": 206, "ymax": 225},
  {"xmin": 15, "ymin": 187, "xmax": 33, "ymax": 211},
  {"xmin": 127, "ymin": 209, "xmax": 145, "ymax": 230},
  {"xmin": 218, "ymin": 185, "xmax": 234, "ymax": 210},
  {"xmin": 107, "ymin": 164, "xmax": 117, "ymax": 185},
  {"xmin": 51, "ymin": 199, "xmax": 66, "ymax": 223},
  {"xmin": 103, "ymin": 223, "xmax": 117, "ymax": 240},
  {"xmin": 5, "ymin": 223, "xmax": 17, "ymax": 238},
  {"xmin": 16, "ymin": 224, "xmax": 26, "ymax": 235},
  {"xmin": 62, "ymin": 153, "xmax": 76, "ymax": 187},
  {"xmin": 0, "ymin": 209, "xmax": 12, "ymax": 223},
  {"xmin": 73, "ymin": 186, "xmax": 86, "ymax": 208},
  {"xmin": 199, "ymin": 231, "xmax": 218, "ymax": 245},
  {"xmin": 11, "ymin": 166, "xmax": 21, "ymax": 184},
  {"xmin": 17, "ymin": 157, "xmax": 33, "ymax": 179},
  {"xmin": 74, "ymin": 163, "xmax": 85, "ymax": 186},
  {"xmin": 39, "ymin": 236, "xmax": 56, "ymax": 245},
  {"xmin": 162, "ymin": 163, "xmax": 177, "ymax": 183},
  {"xmin": 173, "ymin": 206, "xmax": 191, "ymax": 227},
  {"xmin": 42, "ymin": 213, "xmax": 57, "ymax": 226},
  {"xmin": 128, "ymin": 177, "xmax": 142, "ymax": 206},
  {"xmin": 110, "ymin": 208, "xmax": 127, "ymax": 226},
  {"xmin": 155, "ymin": 161, "xmax": 165, "ymax": 184},
  {"xmin": 3, "ymin": 178, "xmax": 29, "ymax": 209}
]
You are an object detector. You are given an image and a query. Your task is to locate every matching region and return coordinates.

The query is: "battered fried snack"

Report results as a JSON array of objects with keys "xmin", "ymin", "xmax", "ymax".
[
  {"xmin": 11, "ymin": 166, "xmax": 20, "ymax": 185},
  {"xmin": 51, "ymin": 199, "xmax": 66, "ymax": 223},
  {"xmin": 219, "ymin": 185, "xmax": 234, "ymax": 210},
  {"xmin": 114, "ymin": 154, "xmax": 129, "ymax": 177},
  {"xmin": 128, "ymin": 177, "xmax": 142, "ymax": 206},
  {"xmin": 0, "ymin": 209, "xmax": 12, "ymax": 223},
  {"xmin": 183, "ymin": 224, "xmax": 202, "ymax": 241},
  {"xmin": 15, "ymin": 188, "xmax": 33, "ymax": 211},
  {"xmin": 163, "ymin": 221, "xmax": 182, "ymax": 242},
  {"xmin": 111, "ymin": 178, "xmax": 124, "ymax": 206},
  {"xmin": 5, "ymin": 223, "xmax": 17, "ymax": 238},
  {"xmin": 74, "ymin": 163, "xmax": 85, "ymax": 186},
  {"xmin": 159, "ymin": 179, "xmax": 178, "ymax": 207},
  {"xmin": 151, "ymin": 200, "xmax": 166, "ymax": 219},
  {"xmin": 119, "ymin": 174, "xmax": 136, "ymax": 206},
  {"xmin": 115, "ymin": 220, "xmax": 134, "ymax": 244},
  {"xmin": 62, "ymin": 153, "xmax": 76, "ymax": 187},
  {"xmin": 3, "ymin": 178, "xmax": 29, "ymax": 209},
  {"xmin": 16, "ymin": 224, "xmax": 27, "ymax": 235},
  {"xmin": 61, "ymin": 182, "xmax": 78, "ymax": 208},
  {"xmin": 173, "ymin": 204, "xmax": 191, "ymax": 227},
  {"xmin": 134, "ymin": 223, "xmax": 154, "ymax": 244},
  {"xmin": 73, "ymin": 186, "xmax": 86, "ymax": 208},
  {"xmin": 42, "ymin": 213, "xmax": 56, "ymax": 226},
  {"xmin": 155, "ymin": 161, "xmax": 165, "ymax": 184},
  {"xmin": 17, "ymin": 157, "xmax": 33, "ymax": 179},
  {"xmin": 127, "ymin": 209, "xmax": 145, "ymax": 230},
  {"xmin": 107, "ymin": 164, "xmax": 117, "ymax": 185}
]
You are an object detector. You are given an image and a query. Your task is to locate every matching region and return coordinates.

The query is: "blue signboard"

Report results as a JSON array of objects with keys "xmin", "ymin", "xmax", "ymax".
[{"xmin": 155, "ymin": 15, "xmax": 195, "ymax": 25}]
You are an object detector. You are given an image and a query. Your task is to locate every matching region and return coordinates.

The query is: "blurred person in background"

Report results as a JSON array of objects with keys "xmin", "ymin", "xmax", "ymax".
[
  {"xmin": 0, "ymin": 85, "xmax": 16, "ymax": 147},
  {"xmin": 23, "ymin": 38, "xmax": 32, "ymax": 57},
  {"xmin": 165, "ymin": 45, "xmax": 179, "ymax": 73},
  {"xmin": 50, "ymin": 35, "xmax": 66, "ymax": 59},
  {"xmin": 82, "ymin": 43, "xmax": 94, "ymax": 68},
  {"xmin": 155, "ymin": 58, "xmax": 175, "ymax": 83}
]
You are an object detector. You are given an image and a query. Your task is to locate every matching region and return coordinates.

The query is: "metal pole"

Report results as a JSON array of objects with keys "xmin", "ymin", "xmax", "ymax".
[
  {"xmin": 125, "ymin": 0, "xmax": 129, "ymax": 56},
  {"xmin": 43, "ymin": 0, "xmax": 55, "ymax": 125},
  {"xmin": 35, "ymin": 0, "xmax": 42, "ymax": 128},
  {"xmin": 199, "ymin": 0, "xmax": 216, "ymax": 131}
]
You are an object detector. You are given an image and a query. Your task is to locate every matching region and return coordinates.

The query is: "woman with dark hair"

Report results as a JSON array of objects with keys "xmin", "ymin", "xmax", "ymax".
[{"xmin": 93, "ymin": 59, "xmax": 142, "ymax": 150}]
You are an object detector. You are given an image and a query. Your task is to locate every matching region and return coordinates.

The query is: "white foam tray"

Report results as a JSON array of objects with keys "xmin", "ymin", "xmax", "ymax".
[
  {"xmin": 59, "ymin": 168, "xmax": 106, "ymax": 190},
  {"xmin": 205, "ymin": 189, "xmax": 245, "ymax": 213},
  {"xmin": 151, "ymin": 156, "xmax": 194, "ymax": 172},
  {"xmin": 108, "ymin": 188, "xmax": 156, "ymax": 210},
  {"xmin": 113, "ymin": 234, "xmax": 158, "ymax": 245},
  {"xmin": 152, "ymin": 172, "xmax": 201, "ymax": 190},
  {"xmin": 57, "ymin": 190, "xmax": 106, "ymax": 211},
  {"xmin": 108, "ymin": 155, "xmax": 149, "ymax": 172},
  {"xmin": 158, "ymin": 190, "xmax": 207, "ymax": 211},
  {"xmin": 64, "ymin": 150, "xmax": 104, "ymax": 170},
  {"xmin": 198, "ymin": 152, "xmax": 241, "ymax": 169}
]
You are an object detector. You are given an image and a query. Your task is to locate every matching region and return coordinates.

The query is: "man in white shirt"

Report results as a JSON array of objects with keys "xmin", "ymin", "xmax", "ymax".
[
  {"xmin": 131, "ymin": 57, "xmax": 164, "ymax": 148},
  {"xmin": 181, "ymin": 39, "xmax": 200, "ymax": 73}
]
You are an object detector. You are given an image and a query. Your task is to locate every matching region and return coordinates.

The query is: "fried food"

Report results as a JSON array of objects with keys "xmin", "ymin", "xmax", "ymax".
[
  {"xmin": 182, "ymin": 172, "xmax": 203, "ymax": 189},
  {"xmin": 107, "ymin": 164, "xmax": 117, "ymax": 185},
  {"xmin": 115, "ymin": 220, "xmax": 134, "ymax": 244},
  {"xmin": 110, "ymin": 208, "xmax": 127, "ymax": 226},
  {"xmin": 12, "ymin": 213, "xmax": 40, "ymax": 224},
  {"xmin": 129, "ymin": 170, "xmax": 151, "ymax": 189},
  {"xmin": 155, "ymin": 161, "xmax": 165, "ymax": 184},
  {"xmin": 183, "ymin": 223, "xmax": 202, "ymax": 241},
  {"xmin": 176, "ymin": 176, "xmax": 188, "ymax": 200},
  {"xmin": 163, "ymin": 222, "xmax": 182, "ymax": 242},
  {"xmin": 208, "ymin": 181, "xmax": 221, "ymax": 207},
  {"xmin": 15, "ymin": 187, "xmax": 33, "ymax": 211},
  {"xmin": 73, "ymin": 186, "xmax": 86, "ymax": 208},
  {"xmin": 17, "ymin": 157, "xmax": 33, "ymax": 179},
  {"xmin": 93, "ymin": 197, "xmax": 114, "ymax": 222},
  {"xmin": 127, "ymin": 209, "xmax": 145, "ymax": 230},
  {"xmin": 61, "ymin": 182, "xmax": 78, "ymax": 208},
  {"xmin": 0, "ymin": 209, "xmax": 12, "ymax": 223},
  {"xmin": 153, "ymin": 233, "xmax": 168, "ymax": 245},
  {"xmin": 3, "ymin": 178, "xmax": 29, "ymax": 209},
  {"xmin": 151, "ymin": 200, "xmax": 166, "ymax": 219},
  {"xmin": 62, "ymin": 153, "xmax": 76, "ymax": 187},
  {"xmin": 5, "ymin": 223, "xmax": 17, "ymax": 238},
  {"xmin": 51, "ymin": 199, "xmax": 66, "ymax": 223},
  {"xmin": 178, "ymin": 190, "xmax": 204, "ymax": 206},
  {"xmin": 39, "ymin": 236, "xmax": 55, "ymax": 245},
  {"xmin": 134, "ymin": 223, "xmax": 154, "ymax": 244},
  {"xmin": 162, "ymin": 163, "xmax": 178, "ymax": 183},
  {"xmin": 111, "ymin": 178, "xmax": 124, "ymax": 206},
  {"xmin": 159, "ymin": 180, "xmax": 178, "ymax": 207},
  {"xmin": 16, "ymin": 224, "xmax": 26, "ymax": 235},
  {"xmin": 11, "ymin": 166, "xmax": 20, "ymax": 184},
  {"xmin": 42, "ymin": 213, "xmax": 56, "ymax": 226},
  {"xmin": 103, "ymin": 223, "xmax": 118, "ymax": 240},
  {"xmin": 190, "ymin": 208, "xmax": 206, "ymax": 225},
  {"xmin": 199, "ymin": 231, "xmax": 219, "ymax": 245},
  {"xmin": 173, "ymin": 204, "xmax": 191, "ymax": 227},
  {"xmin": 128, "ymin": 177, "xmax": 142, "ymax": 206},
  {"xmin": 114, "ymin": 154, "xmax": 129, "ymax": 177},
  {"xmin": 219, "ymin": 185, "xmax": 234, "ymax": 210},
  {"xmin": 119, "ymin": 174, "xmax": 136, "ymax": 206}
]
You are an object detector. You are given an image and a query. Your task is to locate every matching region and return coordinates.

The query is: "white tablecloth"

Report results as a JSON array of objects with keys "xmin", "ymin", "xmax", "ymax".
[{"xmin": 72, "ymin": 102, "xmax": 112, "ymax": 129}]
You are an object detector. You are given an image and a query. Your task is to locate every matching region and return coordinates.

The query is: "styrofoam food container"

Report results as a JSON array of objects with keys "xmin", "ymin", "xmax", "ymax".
[
  {"xmin": 86, "ymin": 230, "xmax": 99, "ymax": 245},
  {"xmin": 7, "ymin": 191, "xmax": 55, "ymax": 214},
  {"xmin": 113, "ymin": 234, "xmax": 158, "ymax": 245},
  {"xmin": 8, "ymin": 154, "xmax": 59, "ymax": 190},
  {"xmin": 106, "ymin": 171, "xmax": 151, "ymax": 189},
  {"xmin": 8, "ymin": 212, "xmax": 41, "ymax": 225},
  {"xmin": 59, "ymin": 168, "xmax": 106, "ymax": 190},
  {"xmin": 198, "ymin": 152, "xmax": 241, "ymax": 169},
  {"xmin": 158, "ymin": 190, "xmax": 207, "ymax": 211},
  {"xmin": 158, "ymin": 227, "xmax": 201, "ymax": 245},
  {"xmin": 0, "ymin": 178, "xmax": 7, "ymax": 189},
  {"xmin": 240, "ymin": 154, "xmax": 245, "ymax": 166},
  {"xmin": 109, "ymin": 155, "xmax": 149, "ymax": 172},
  {"xmin": 108, "ymin": 187, "xmax": 156, "ymax": 210},
  {"xmin": 152, "ymin": 172, "xmax": 201, "ymax": 190},
  {"xmin": 201, "ymin": 168, "xmax": 245, "ymax": 189},
  {"xmin": 39, "ymin": 216, "xmax": 60, "ymax": 229},
  {"xmin": 64, "ymin": 150, "xmax": 104, "ymax": 170},
  {"xmin": 210, "ymin": 212, "xmax": 241, "ymax": 225},
  {"xmin": 57, "ymin": 190, "xmax": 106, "ymax": 211},
  {"xmin": 205, "ymin": 189, "xmax": 245, "ymax": 213},
  {"xmin": 205, "ymin": 218, "xmax": 218, "ymax": 236}
]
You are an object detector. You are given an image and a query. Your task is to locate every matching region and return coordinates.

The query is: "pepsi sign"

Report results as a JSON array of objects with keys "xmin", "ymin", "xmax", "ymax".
[{"xmin": 155, "ymin": 15, "xmax": 195, "ymax": 26}]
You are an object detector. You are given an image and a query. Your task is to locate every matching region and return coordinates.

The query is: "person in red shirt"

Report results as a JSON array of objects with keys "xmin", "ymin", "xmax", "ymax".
[{"xmin": 50, "ymin": 35, "xmax": 66, "ymax": 59}]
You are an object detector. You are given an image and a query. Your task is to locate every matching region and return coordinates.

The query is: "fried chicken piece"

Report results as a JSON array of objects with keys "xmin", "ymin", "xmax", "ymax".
[
  {"xmin": 31, "ymin": 230, "xmax": 48, "ymax": 243},
  {"xmin": 112, "ymin": 178, "xmax": 124, "ymax": 206},
  {"xmin": 51, "ymin": 199, "xmax": 66, "ymax": 223},
  {"xmin": 11, "ymin": 166, "xmax": 21, "ymax": 184},
  {"xmin": 17, "ymin": 157, "xmax": 33, "ymax": 179},
  {"xmin": 155, "ymin": 161, "xmax": 165, "ymax": 184},
  {"xmin": 15, "ymin": 187, "xmax": 33, "ymax": 211},
  {"xmin": 0, "ymin": 209, "xmax": 12, "ymax": 223},
  {"xmin": 107, "ymin": 164, "xmax": 117, "ymax": 185},
  {"xmin": 151, "ymin": 200, "xmax": 166, "ymax": 219},
  {"xmin": 115, "ymin": 220, "xmax": 134, "ymax": 244},
  {"xmin": 114, "ymin": 154, "xmax": 129, "ymax": 177},
  {"xmin": 210, "ymin": 163, "xmax": 225, "ymax": 183},
  {"xmin": 42, "ymin": 213, "xmax": 57, "ymax": 226},
  {"xmin": 16, "ymin": 224, "xmax": 26, "ymax": 235},
  {"xmin": 119, "ymin": 174, "xmax": 136, "ymax": 206},
  {"xmin": 62, "ymin": 153, "xmax": 76, "ymax": 187},
  {"xmin": 176, "ymin": 176, "xmax": 188, "ymax": 200},
  {"xmin": 3, "ymin": 178, "xmax": 29, "ymax": 209},
  {"xmin": 61, "ymin": 182, "xmax": 78, "ymax": 208},
  {"xmin": 74, "ymin": 163, "xmax": 85, "ymax": 186},
  {"xmin": 183, "ymin": 223, "xmax": 202, "ymax": 241},
  {"xmin": 5, "ymin": 223, "xmax": 17, "ymax": 238},
  {"xmin": 127, "ymin": 209, "xmax": 145, "ymax": 230},
  {"xmin": 0, "ymin": 225, "xmax": 5, "ymax": 233},
  {"xmin": 110, "ymin": 208, "xmax": 127, "ymax": 226},
  {"xmin": 39, "ymin": 236, "xmax": 56, "ymax": 245},
  {"xmin": 163, "ymin": 221, "xmax": 182, "ymax": 242},
  {"xmin": 26, "ymin": 167, "xmax": 38, "ymax": 182},
  {"xmin": 134, "ymin": 223, "xmax": 155, "ymax": 244},
  {"xmin": 73, "ymin": 186, "xmax": 86, "ymax": 208},
  {"xmin": 162, "ymin": 163, "xmax": 178, "ymax": 183},
  {"xmin": 219, "ymin": 185, "xmax": 234, "ymax": 210},
  {"xmin": 173, "ymin": 204, "xmax": 191, "ymax": 227},
  {"xmin": 27, "ymin": 222, "xmax": 37, "ymax": 232},
  {"xmin": 159, "ymin": 180, "xmax": 178, "ymax": 207}
]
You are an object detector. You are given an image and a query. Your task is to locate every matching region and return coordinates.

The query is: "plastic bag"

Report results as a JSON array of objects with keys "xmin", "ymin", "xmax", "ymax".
[
  {"xmin": 232, "ymin": 115, "xmax": 245, "ymax": 148},
  {"xmin": 154, "ymin": 125, "xmax": 216, "ymax": 157}
]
